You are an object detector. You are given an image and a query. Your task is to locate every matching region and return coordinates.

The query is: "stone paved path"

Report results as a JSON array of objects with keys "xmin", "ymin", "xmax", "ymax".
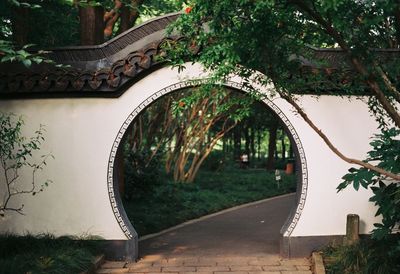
[
  {"xmin": 97, "ymin": 255, "xmax": 312, "ymax": 274},
  {"xmin": 97, "ymin": 194, "xmax": 312, "ymax": 274}
]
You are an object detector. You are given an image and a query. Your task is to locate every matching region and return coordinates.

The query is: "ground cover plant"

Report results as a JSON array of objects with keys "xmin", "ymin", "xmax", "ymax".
[
  {"xmin": 322, "ymin": 236, "xmax": 400, "ymax": 274},
  {"xmin": 0, "ymin": 234, "xmax": 101, "ymax": 274},
  {"xmin": 123, "ymin": 167, "xmax": 296, "ymax": 236}
]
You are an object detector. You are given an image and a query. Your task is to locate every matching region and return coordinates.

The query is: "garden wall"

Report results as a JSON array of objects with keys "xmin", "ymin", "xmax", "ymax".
[{"xmin": 0, "ymin": 63, "xmax": 381, "ymax": 259}]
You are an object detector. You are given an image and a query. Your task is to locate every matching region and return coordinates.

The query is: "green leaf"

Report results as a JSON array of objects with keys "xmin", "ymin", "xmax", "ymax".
[
  {"xmin": 22, "ymin": 59, "xmax": 32, "ymax": 67},
  {"xmin": 22, "ymin": 44, "xmax": 36, "ymax": 49}
]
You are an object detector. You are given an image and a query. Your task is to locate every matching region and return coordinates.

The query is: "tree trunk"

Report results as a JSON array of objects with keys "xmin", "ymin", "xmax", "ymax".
[
  {"xmin": 250, "ymin": 127, "xmax": 256, "ymax": 161},
  {"xmin": 281, "ymin": 135, "xmax": 286, "ymax": 161},
  {"xmin": 119, "ymin": 7, "xmax": 132, "ymax": 34},
  {"xmin": 79, "ymin": 6, "xmax": 104, "ymax": 45},
  {"xmin": 266, "ymin": 123, "xmax": 278, "ymax": 170},
  {"xmin": 257, "ymin": 130, "xmax": 261, "ymax": 161},
  {"xmin": 233, "ymin": 126, "xmax": 241, "ymax": 160},
  {"xmin": 289, "ymin": 140, "xmax": 294, "ymax": 159},
  {"xmin": 12, "ymin": 7, "xmax": 30, "ymax": 47},
  {"xmin": 118, "ymin": 0, "xmax": 143, "ymax": 34},
  {"xmin": 244, "ymin": 126, "xmax": 250, "ymax": 155}
]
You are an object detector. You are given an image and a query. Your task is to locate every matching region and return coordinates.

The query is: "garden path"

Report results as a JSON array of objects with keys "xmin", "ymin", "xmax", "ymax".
[{"xmin": 97, "ymin": 193, "xmax": 313, "ymax": 274}]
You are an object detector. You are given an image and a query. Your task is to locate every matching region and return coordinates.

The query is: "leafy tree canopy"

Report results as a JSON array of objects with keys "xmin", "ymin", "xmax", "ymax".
[
  {"xmin": 165, "ymin": 0, "xmax": 400, "ymax": 250},
  {"xmin": 167, "ymin": 0, "xmax": 400, "ymax": 173}
]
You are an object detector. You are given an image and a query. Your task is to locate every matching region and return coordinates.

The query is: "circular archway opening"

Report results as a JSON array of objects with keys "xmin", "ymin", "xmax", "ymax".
[{"xmin": 108, "ymin": 80, "xmax": 307, "ymax": 258}]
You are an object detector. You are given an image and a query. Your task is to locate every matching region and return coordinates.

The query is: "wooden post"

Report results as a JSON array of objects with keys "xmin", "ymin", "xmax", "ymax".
[{"xmin": 345, "ymin": 214, "xmax": 360, "ymax": 245}]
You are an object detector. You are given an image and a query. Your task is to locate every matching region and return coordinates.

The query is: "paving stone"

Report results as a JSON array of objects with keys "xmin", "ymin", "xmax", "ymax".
[
  {"xmin": 153, "ymin": 261, "xmax": 184, "ymax": 267},
  {"xmin": 196, "ymin": 258, "xmax": 220, "ymax": 265},
  {"xmin": 181, "ymin": 258, "xmax": 200, "ymax": 265},
  {"xmin": 216, "ymin": 258, "xmax": 250, "ymax": 266},
  {"xmin": 248, "ymin": 258, "xmax": 281, "ymax": 266},
  {"xmin": 248, "ymin": 272, "xmax": 281, "ymax": 274},
  {"xmin": 97, "ymin": 268, "xmax": 129, "ymax": 273},
  {"xmin": 184, "ymin": 261, "xmax": 216, "ymax": 267},
  {"xmin": 140, "ymin": 255, "xmax": 165, "ymax": 262},
  {"xmin": 230, "ymin": 266, "xmax": 264, "ymax": 271},
  {"xmin": 126, "ymin": 262, "xmax": 154, "ymax": 269},
  {"xmin": 262, "ymin": 265, "xmax": 297, "ymax": 271},
  {"xmin": 179, "ymin": 272, "xmax": 213, "ymax": 274},
  {"xmin": 128, "ymin": 266, "xmax": 162, "ymax": 272},
  {"xmin": 167, "ymin": 258, "xmax": 187, "ymax": 264},
  {"xmin": 145, "ymin": 272, "xmax": 178, "ymax": 274},
  {"xmin": 196, "ymin": 266, "xmax": 230, "ymax": 272},
  {"xmin": 215, "ymin": 271, "xmax": 248, "ymax": 274},
  {"xmin": 281, "ymin": 271, "xmax": 312, "ymax": 274},
  {"xmin": 296, "ymin": 265, "xmax": 311, "ymax": 271},
  {"xmin": 101, "ymin": 261, "xmax": 128, "ymax": 269},
  {"xmin": 281, "ymin": 258, "xmax": 310, "ymax": 266},
  {"xmin": 162, "ymin": 266, "xmax": 196, "ymax": 272}
]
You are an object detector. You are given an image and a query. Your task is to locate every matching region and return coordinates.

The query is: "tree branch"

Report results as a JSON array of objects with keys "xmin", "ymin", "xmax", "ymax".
[
  {"xmin": 290, "ymin": 0, "xmax": 400, "ymax": 128},
  {"xmin": 279, "ymin": 91, "xmax": 400, "ymax": 181},
  {"xmin": 375, "ymin": 65, "xmax": 400, "ymax": 104}
]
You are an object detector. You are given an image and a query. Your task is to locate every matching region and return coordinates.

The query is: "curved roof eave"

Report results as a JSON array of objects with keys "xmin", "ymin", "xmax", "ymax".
[{"xmin": 1, "ymin": 12, "xmax": 399, "ymax": 98}]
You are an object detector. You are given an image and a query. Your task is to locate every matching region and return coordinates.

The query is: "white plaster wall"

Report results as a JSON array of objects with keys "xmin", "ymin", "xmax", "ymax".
[
  {"xmin": 0, "ymin": 63, "xmax": 381, "ymax": 239},
  {"xmin": 275, "ymin": 96, "xmax": 380, "ymax": 236}
]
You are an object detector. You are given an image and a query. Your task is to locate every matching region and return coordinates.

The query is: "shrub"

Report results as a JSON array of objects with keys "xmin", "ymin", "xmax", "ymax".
[
  {"xmin": 0, "ymin": 234, "xmax": 101, "ymax": 274},
  {"xmin": 123, "ymin": 147, "xmax": 164, "ymax": 200},
  {"xmin": 323, "ymin": 236, "xmax": 400, "ymax": 274}
]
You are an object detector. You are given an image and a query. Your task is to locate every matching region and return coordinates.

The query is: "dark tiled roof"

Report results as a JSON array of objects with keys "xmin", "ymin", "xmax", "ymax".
[
  {"xmin": 1, "ymin": 12, "xmax": 399, "ymax": 98},
  {"xmin": 0, "ymin": 13, "xmax": 180, "ymax": 97}
]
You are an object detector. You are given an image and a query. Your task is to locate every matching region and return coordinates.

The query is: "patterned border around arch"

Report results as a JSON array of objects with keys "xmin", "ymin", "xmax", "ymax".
[{"xmin": 107, "ymin": 79, "xmax": 308, "ymax": 239}]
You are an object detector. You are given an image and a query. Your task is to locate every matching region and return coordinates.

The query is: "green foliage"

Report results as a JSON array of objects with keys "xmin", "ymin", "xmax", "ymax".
[
  {"xmin": 338, "ymin": 128, "xmax": 400, "ymax": 240},
  {"xmin": 0, "ymin": 113, "xmax": 53, "ymax": 216},
  {"xmin": 173, "ymin": 85, "xmax": 254, "ymax": 124},
  {"xmin": 201, "ymin": 150, "xmax": 226, "ymax": 171},
  {"xmin": 0, "ymin": 40, "xmax": 53, "ymax": 67},
  {"xmin": 136, "ymin": 0, "xmax": 182, "ymax": 24},
  {"xmin": 323, "ymin": 236, "xmax": 400, "ymax": 274},
  {"xmin": 165, "ymin": 0, "xmax": 400, "ymax": 112},
  {"xmin": 0, "ymin": 234, "xmax": 101, "ymax": 274},
  {"xmin": 123, "ymin": 146, "xmax": 164, "ymax": 200},
  {"xmin": 123, "ymin": 168, "xmax": 296, "ymax": 236},
  {"xmin": 166, "ymin": 3, "xmax": 400, "ymax": 269},
  {"xmin": 4, "ymin": 0, "xmax": 41, "ymax": 9},
  {"xmin": 0, "ymin": 0, "xmax": 79, "ymax": 48}
]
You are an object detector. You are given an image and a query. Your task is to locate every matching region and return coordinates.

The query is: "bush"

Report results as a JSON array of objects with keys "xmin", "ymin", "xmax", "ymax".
[
  {"xmin": 123, "ymin": 148, "xmax": 164, "ymax": 200},
  {"xmin": 323, "ymin": 236, "xmax": 400, "ymax": 274},
  {"xmin": 0, "ymin": 234, "xmax": 101, "ymax": 274}
]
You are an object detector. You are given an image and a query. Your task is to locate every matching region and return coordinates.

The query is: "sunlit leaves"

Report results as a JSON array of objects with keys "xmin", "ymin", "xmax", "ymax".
[{"xmin": 0, "ymin": 40, "xmax": 56, "ymax": 67}]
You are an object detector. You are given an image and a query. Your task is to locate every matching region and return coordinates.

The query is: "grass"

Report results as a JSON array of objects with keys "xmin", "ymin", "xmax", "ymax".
[
  {"xmin": 123, "ymin": 167, "xmax": 296, "ymax": 236},
  {"xmin": 322, "ymin": 236, "xmax": 400, "ymax": 274},
  {"xmin": 0, "ymin": 234, "xmax": 102, "ymax": 274}
]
